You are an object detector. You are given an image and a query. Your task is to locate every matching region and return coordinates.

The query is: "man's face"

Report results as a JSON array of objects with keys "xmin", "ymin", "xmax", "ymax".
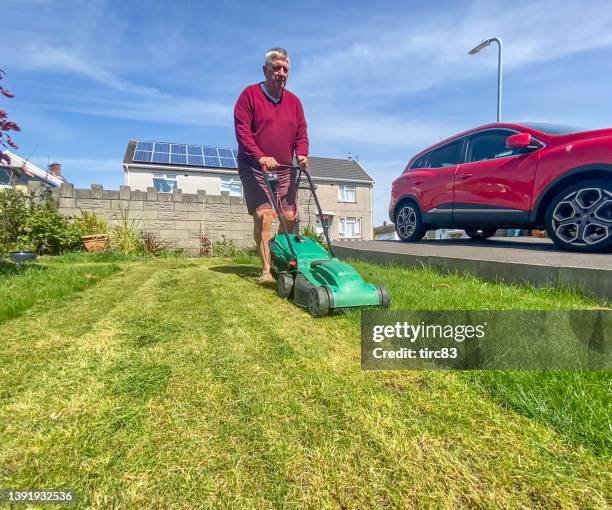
[{"xmin": 263, "ymin": 58, "xmax": 290, "ymax": 90}]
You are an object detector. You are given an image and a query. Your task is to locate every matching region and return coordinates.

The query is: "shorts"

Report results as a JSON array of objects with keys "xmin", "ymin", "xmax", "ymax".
[{"xmin": 237, "ymin": 162, "xmax": 299, "ymax": 219}]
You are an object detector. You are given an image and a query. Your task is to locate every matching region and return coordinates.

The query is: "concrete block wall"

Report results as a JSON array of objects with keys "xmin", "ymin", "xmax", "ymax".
[{"xmin": 35, "ymin": 182, "xmax": 320, "ymax": 256}]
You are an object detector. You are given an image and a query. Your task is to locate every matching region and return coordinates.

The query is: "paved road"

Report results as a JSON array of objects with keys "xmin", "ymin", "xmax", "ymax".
[{"xmin": 334, "ymin": 237, "xmax": 611, "ymax": 270}]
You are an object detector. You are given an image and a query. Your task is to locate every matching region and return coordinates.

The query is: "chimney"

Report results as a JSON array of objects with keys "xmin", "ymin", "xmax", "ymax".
[{"xmin": 49, "ymin": 162, "xmax": 62, "ymax": 177}]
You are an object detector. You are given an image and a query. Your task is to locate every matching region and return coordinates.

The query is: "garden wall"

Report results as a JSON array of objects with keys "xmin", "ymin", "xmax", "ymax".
[{"xmin": 28, "ymin": 181, "xmax": 318, "ymax": 256}]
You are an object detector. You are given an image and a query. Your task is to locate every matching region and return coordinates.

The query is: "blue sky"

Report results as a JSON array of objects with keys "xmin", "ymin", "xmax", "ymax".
[{"xmin": 4, "ymin": 0, "xmax": 612, "ymax": 225}]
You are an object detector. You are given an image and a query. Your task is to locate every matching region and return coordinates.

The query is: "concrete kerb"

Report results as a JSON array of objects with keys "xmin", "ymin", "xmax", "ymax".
[{"xmin": 332, "ymin": 244, "xmax": 611, "ymax": 303}]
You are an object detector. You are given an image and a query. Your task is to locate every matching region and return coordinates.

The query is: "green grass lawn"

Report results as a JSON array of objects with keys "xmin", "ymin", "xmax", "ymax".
[
  {"xmin": 0, "ymin": 254, "xmax": 610, "ymax": 509},
  {"xmin": 347, "ymin": 259, "xmax": 611, "ymax": 458},
  {"xmin": 0, "ymin": 255, "xmax": 122, "ymax": 325}
]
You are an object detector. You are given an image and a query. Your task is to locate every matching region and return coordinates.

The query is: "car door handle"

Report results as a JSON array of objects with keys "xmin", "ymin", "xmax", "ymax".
[
  {"xmin": 413, "ymin": 178, "xmax": 423, "ymax": 185},
  {"xmin": 457, "ymin": 173, "xmax": 473, "ymax": 180}
]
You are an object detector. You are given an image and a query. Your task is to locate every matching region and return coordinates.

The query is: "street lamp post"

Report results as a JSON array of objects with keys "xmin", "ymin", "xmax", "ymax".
[{"xmin": 469, "ymin": 37, "xmax": 503, "ymax": 122}]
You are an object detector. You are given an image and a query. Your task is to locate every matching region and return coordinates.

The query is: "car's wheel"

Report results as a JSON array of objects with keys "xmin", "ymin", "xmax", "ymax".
[
  {"xmin": 545, "ymin": 180, "xmax": 612, "ymax": 252},
  {"xmin": 465, "ymin": 228, "xmax": 497, "ymax": 240},
  {"xmin": 308, "ymin": 287, "xmax": 330, "ymax": 317},
  {"xmin": 276, "ymin": 271, "xmax": 294, "ymax": 298},
  {"xmin": 394, "ymin": 200, "xmax": 426, "ymax": 242}
]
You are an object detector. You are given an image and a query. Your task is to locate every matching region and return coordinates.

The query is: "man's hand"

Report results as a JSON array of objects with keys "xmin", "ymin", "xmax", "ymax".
[
  {"xmin": 297, "ymin": 155, "xmax": 308, "ymax": 171},
  {"xmin": 258, "ymin": 156, "xmax": 280, "ymax": 170}
]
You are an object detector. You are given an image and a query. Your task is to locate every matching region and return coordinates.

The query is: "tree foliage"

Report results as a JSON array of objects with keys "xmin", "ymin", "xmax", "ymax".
[{"xmin": 0, "ymin": 69, "xmax": 20, "ymax": 166}]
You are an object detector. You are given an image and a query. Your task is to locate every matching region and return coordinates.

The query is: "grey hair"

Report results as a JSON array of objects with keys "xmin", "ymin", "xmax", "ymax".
[{"xmin": 264, "ymin": 47, "xmax": 289, "ymax": 66}]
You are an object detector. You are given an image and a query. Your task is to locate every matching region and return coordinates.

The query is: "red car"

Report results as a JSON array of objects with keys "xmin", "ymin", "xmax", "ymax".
[{"xmin": 389, "ymin": 122, "xmax": 612, "ymax": 252}]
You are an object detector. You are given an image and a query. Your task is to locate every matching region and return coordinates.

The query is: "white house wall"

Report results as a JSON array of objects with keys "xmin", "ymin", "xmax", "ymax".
[{"xmin": 126, "ymin": 168, "xmax": 223, "ymax": 195}]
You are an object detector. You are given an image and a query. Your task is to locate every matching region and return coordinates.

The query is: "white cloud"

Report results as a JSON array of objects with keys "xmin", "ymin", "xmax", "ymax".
[
  {"xmin": 17, "ymin": 45, "xmax": 162, "ymax": 97},
  {"xmin": 29, "ymin": 94, "xmax": 233, "ymax": 128},
  {"xmin": 291, "ymin": 0, "xmax": 612, "ymax": 98}
]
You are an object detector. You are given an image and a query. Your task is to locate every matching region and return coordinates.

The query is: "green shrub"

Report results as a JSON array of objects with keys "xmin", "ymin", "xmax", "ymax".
[
  {"xmin": 111, "ymin": 224, "xmax": 143, "ymax": 255},
  {"xmin": 108, "ymin": 208, "xmax": 143, "ymax": 255},
  {"xmin": 74, "ymin": 210, "xmax": 109, "ymax": 236},
  {"xmin": 5, "ymin": 240, "xmax": 37, "ymax": 253},
  {"xmin": 0, "ymin": 187, "xmax": 28, "ymax": 250},
  {"xmin": 213, "ymin": 235, "xmax": 237, "ymax": 257},
  {"xmin": 302, "ymin": 224, "xmax": 325, "ymax": 245},
  {"xmin": 0, "ymin": 187, "xmax": 82, "ymax": 256},
  {"xmin": 24, "ymin": 192, "xmax": 82, "ymax": 254}
]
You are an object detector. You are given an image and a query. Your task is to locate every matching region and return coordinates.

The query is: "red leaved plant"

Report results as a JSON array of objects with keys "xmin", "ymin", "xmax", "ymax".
[{"xmin": 0, "ymin": 69, "xmax": 20, "ymax": 166}]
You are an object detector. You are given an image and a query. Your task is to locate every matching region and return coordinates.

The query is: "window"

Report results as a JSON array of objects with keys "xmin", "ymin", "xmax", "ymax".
[
  {"xmin": 467, "ymin": 130, "xmax": 527, "ymax": 162},
  {"xmin": 152, "ymin": 173, "xmax": 177, "ymax": 192},
  {"xmin": 220, "ymin": 176, "xmax": 243, "ymax": 197},
  {"xmin": 338, "ymin": 184, "xmax": 356, "ymax": 202},
  {"xmin": 410, "ymin": 152, "xmax": 429, "ymax": 169},
  {"xmin": 428, "ymin": 139, "xmax": 464, "ymax": 168},
  {"xmin": 339, "ymin": 217, "xmax": 362, "ymax": 239}
]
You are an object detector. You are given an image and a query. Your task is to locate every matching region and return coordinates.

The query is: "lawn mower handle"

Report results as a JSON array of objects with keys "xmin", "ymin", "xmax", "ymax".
[{"xmin": 261, "ymin": 163, "xmax": 336, "ymax": 258}]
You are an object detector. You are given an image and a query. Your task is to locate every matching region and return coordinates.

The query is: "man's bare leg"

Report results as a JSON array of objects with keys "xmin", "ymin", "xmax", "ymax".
[{"xmin": 254, "ymin": 208, "xmax": 275, "ymax": 282}]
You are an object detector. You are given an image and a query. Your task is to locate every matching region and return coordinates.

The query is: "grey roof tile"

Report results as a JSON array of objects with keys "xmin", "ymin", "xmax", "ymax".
[{"xmin": 307, "ymin": 157, "xmax": 374, "ymax": 182}]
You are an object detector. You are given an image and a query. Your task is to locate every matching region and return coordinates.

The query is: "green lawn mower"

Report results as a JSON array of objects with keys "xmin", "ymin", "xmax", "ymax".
[{"xmin": 262, "ymin": 164, "xmax": 390, "ymax": 317}]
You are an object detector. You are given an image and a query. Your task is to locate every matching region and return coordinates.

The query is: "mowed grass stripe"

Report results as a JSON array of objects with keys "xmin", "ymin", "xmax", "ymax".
[
  {"xmin": 0, "ymin": 261, "xmax": 192, "ymax": 507},
  {"xmin": 0, "ymin": 262, "xmax": 161, "ymax": 408},
  {"xmin": 1, "ymin": 258, "xmax": 610, "ymax": 509},
  {"xmin": 0, "ymin": 260, "xmax": 121, "ymax": 325}
]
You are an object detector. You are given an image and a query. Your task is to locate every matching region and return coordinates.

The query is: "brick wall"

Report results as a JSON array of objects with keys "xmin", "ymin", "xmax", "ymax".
[{"xmin": 31, "ymin": 181, "xmax": 318, "ymax": 256}]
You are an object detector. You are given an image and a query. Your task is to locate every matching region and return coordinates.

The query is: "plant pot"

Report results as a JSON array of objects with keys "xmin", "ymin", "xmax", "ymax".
[
  {"xmin": 81, "ymin": 234, "xmax": 109, "ymax": 253},
  {"xmin": 9, "ymin": 251, "xmax": 37, "ymax": 263}
]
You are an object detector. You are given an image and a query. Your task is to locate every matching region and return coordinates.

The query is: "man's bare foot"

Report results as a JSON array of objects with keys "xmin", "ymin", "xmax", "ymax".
[{"xmin": 256, "ymin": 272, "xmax": 275, "ymax": 285}]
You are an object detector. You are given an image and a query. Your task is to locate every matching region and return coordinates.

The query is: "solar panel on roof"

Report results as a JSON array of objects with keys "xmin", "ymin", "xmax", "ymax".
[
  {"xmin": 136, "ymin": 141, "xmax": 154, "ymax": 152},
  {"xmin": 152, "ymin": 152, "xmax": 170, "ymax": 163},
  {"xmin": 204, "ymin": 156, "xmax": 221, "ymax": 167},
  {"xmin": 134, "ymin": 150, "xmax": 152, "ymax": 162},
  {"xmin": 188, "ymin": 155, "xmax": 204, "ymax": 165},
  {"xmin": 134, "ymin": 141, "xmax": 238, "ymax": 168},
  {"xmin": 171, "ymin": 154, "xmax": 187, "ymax": 165},
  {"xmin": 219, "ymin": 157, "xmax": 236, "ymax": 168}
]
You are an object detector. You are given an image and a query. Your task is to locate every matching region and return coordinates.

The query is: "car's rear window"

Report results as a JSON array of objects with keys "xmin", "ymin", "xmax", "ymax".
[{"xmin": 521, "ymin": 122, "xmax": 585, "ymax": 134}]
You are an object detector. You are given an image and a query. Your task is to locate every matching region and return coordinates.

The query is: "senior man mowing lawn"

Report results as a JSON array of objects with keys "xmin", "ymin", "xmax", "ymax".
[{"xmin": 234, "ymin": 47, "xmax": 309, "ymax": 285}]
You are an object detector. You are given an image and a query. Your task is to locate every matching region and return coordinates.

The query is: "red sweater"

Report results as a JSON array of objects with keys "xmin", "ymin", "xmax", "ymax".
[{"xmin": 234, "ymin": 83, "xmax": 309, "ymax": 167}]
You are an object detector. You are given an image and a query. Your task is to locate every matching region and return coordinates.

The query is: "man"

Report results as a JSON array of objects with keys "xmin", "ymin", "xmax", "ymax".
[{"xmin": 234, "ymin": 47, "xmax": 309, "ymax": 284}]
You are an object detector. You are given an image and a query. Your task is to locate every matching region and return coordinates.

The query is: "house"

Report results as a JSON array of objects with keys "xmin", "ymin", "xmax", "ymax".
[
  {"xmin": 122, "ymin": 140, "xmax": 375, "ymax": 240},
  {"xmin": 373, "ymin": 222, "xmax": 398, "ymax": 241},
  {"xmin": 0, "ymin": 151, "xmax": 66, "ymax": 188}
]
